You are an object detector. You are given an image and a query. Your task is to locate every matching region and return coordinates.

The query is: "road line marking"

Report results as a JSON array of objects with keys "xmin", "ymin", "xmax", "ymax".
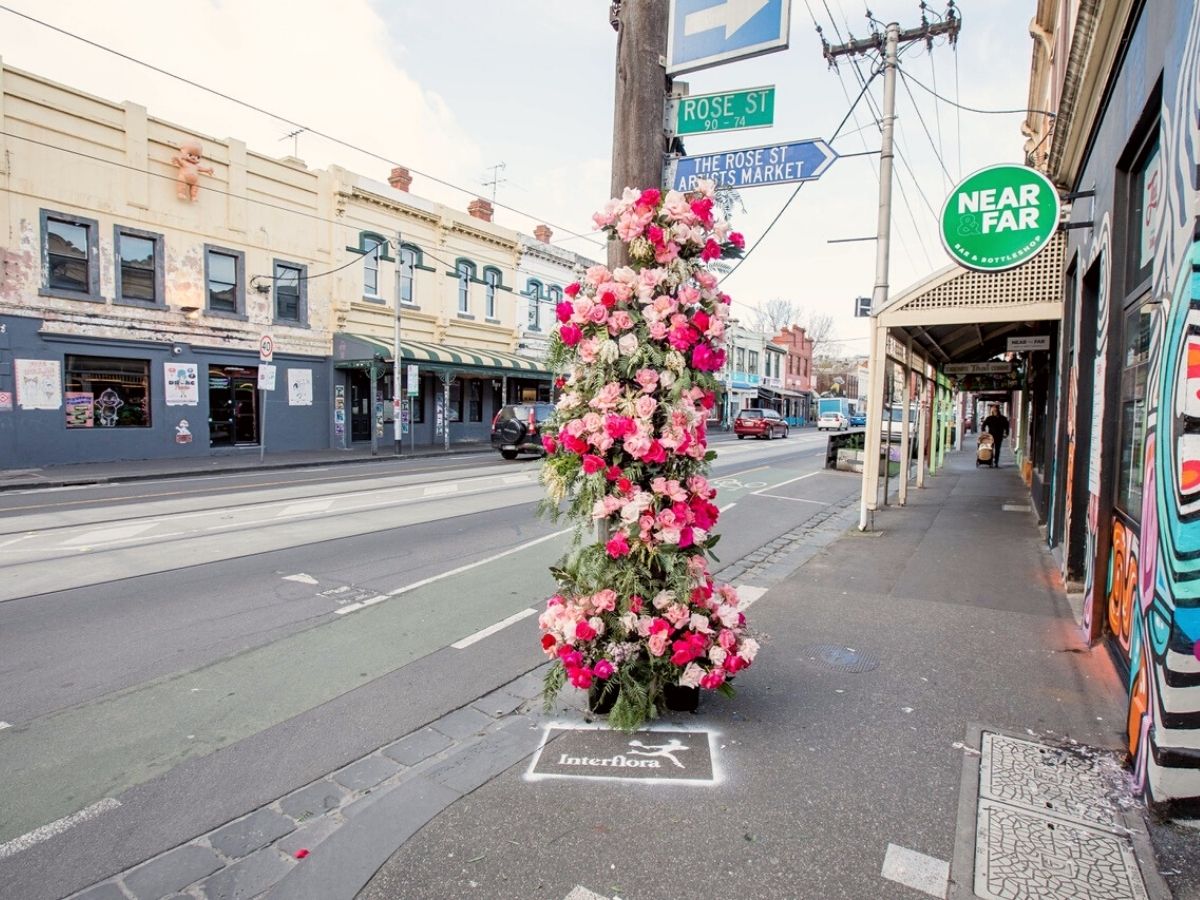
[
  {"xmin": 423, "ymin": 483, "xmax": 459, "ymax": 496},
  {"xmin": 276, "ymin": 499, "xmax": 335, "ymax": 517},
  {"xmin": 282, "ymin": 573, "xmax": 319, "ymax": 585},
  {"xmin": 564, "ymin": 888, "xmax": 609, "ymax": 900},
  {"xmin": 386, "ymin": 528, "xmax": 572, "ymax": 598},
  {"xmin": 452, "ymin": 608, "xmax": 538, "ymax": 649},
  {"xmin": 880, "ymin": 843, "xmax": 949, "ymax": 898},
  {"xmin": 752, "ymin": 471, "xmax": 821, "ymax": 494},
  {"xmin": 59, "ymin": 522, "xmax": 157, "ymax": 547},
  {"xmin": 754, "ymin": 493, "xmax": 830, "ymax": 505},
  {"xmin": 502, "ymin": 474, "xmax": 532, "ymax": 484},
  {"xmin": 719, "ymin": 502, "xmax": 737, "ymax": 512},
  {"xmin": 0, "ymin": 798, "xmax": 121, "ymax": 860},
  {"xmin": 722, "ymin": 464, "xmax": 770, "ymax": 479},
  {"xmin": 333, "ymin": 595, "xmax": 389, "ymax": 616},
  {"xmin": 0, "ymin": 721, "xmax": 10, "ymax": 731},
  {"xmin": 736, "ymin": 586, "xmax": 768, "ymax": 609}
]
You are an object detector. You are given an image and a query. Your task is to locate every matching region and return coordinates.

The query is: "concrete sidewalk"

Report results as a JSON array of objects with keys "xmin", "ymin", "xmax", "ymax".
[{"xmin": 63, "ymin": 451, "xmax": 1197, "ymax": 900}]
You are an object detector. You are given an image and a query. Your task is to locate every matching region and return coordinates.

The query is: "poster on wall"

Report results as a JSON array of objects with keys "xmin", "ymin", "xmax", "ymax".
[
  {"xmin": 164, "ymin": 363, "xmax": 199, "ymax": 406},
  {"xmin": 287, "ymin": 368, "xmax": 312, "ymax": 406},
  {"xmin": 14, "ymin": 359, "xmax": 62, "ymax": 410},
  {"xmin": 0, "ymin": 390, "xmax": 12, "ymax": 412},
  {"xmin": 64, "ymin": 392, "xmax": 94, "ymax": 428}
]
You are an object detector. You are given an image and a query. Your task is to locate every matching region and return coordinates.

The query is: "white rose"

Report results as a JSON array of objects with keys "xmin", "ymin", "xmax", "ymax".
[
  {"xmin": 665, "ymin": 350, "xmax": 686, "ymax": 373},
  {"xmin": 679, "ymin": 662, "xmax": 704, "ymax": 688},
  {"xmin": 618, "ymin": 333, "xmax": 639, "ymax": 356},
  {"xmin": 600, "ymin": 340, "xmax": 620, "ymax": 364},
  {"xmin": 738, "ymin": 638, "xmax": 760, "ymax": 663}
]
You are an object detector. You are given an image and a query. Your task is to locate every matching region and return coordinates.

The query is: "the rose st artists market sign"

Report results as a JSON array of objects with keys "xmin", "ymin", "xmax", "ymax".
[
  {"xmin": 940, "ymin": 164, "xmax": 1061, "ymax": 272},
  {"xmin": 527, "ymin": 728, "xmax": 715, "ymax": 783}
]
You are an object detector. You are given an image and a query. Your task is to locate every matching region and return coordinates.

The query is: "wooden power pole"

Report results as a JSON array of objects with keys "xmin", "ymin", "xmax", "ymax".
[{"xmin": 608, "ymin": 0, "xmax": 671, "ymax": 269}]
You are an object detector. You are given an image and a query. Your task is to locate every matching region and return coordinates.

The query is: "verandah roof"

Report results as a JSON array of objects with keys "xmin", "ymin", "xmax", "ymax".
[{"xmin": 333, "ymin": 333, "xmax": 551, "ymax": 379}]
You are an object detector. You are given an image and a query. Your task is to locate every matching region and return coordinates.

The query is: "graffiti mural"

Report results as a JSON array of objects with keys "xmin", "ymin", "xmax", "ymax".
[
  {"xmin": 1106, "ymin": 517, "xmax": 1138, "ymax": 655},
  {"xmin": 1122, "ymin": 2, "xmax": 1200, "ymax": 802}
]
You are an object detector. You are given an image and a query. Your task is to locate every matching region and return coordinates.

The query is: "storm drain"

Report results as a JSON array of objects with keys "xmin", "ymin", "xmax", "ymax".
[
  {"xmin": 803, "ymin": 644, "xmax": 880, "ymax": 673},
  {"xmin": 971, "ymin": 732, "xmax": 1150, "ymax": 900}
]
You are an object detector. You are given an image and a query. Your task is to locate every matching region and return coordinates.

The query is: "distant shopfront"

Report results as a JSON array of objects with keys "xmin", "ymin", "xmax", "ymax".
[{"xmin": 332, "ymin": 333, "xmax": 552, "ymax": 447}]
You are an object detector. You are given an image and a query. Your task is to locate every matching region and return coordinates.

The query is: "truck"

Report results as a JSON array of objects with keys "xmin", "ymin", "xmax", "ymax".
[{"xmin": 817, "ymin": 397, "xmax": 850, "ymax": 431}]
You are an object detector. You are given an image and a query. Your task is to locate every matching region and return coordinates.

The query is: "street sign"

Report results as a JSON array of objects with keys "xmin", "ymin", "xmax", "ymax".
[
  {"xmin": 1007, "ymin": 336, "xmax": 1051, "ymax": 352},
  {"xmin": 940, "ymin": 164, "xmax": 1061, "ymax": 272},
  {"xmin": 854, "ymin": 296, "xmax": 872, "ymax": 317},
  {"xmin": 667, "ymin": 137, "xmax": 837, "ymax": 191},
  {"xmin": 257, "ymin": 363, "xmax": 276, "ymax": 391},
  {"xmin": 944, "ymin": 361, "xmax": 1012, "ymax": 376},
  {"xmin": 407, "ymin": 364, "xmax": 419, "ymax": 396},
  {"xmin": 670, "ymin": 85, "xmax": 775, "ymax": 136},
  {"xmin": 667, "ymin": 0, "xmax": 790, "ymax": 75},
  {"xmin": 258, "ymin": 333, "xmax": 275, "ymax": 362}
]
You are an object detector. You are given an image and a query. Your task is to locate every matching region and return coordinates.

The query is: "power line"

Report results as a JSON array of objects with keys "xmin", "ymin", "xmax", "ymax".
[
  {"xmin": 898, "ymin": 63, "xmax": 955, "ymax": 185},
  {"xmin": 953, "ymin": 40, "xmax": 963, "ymax": 178},
  {"xmin": 899, "ymin": 66, "xmax": 1056, "ymax": 117},
  {"xmin": 0, "ymin": 4, "xmax": 604, "ymax": 248}
]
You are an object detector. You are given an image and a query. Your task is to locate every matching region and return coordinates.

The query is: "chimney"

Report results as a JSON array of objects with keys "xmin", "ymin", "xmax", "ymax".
[
  {"xmin": 533, "ymin": 224, "xmax": 553, "ymax": 243},
  {"xmin": 467, "ymin": 198, "xmax": 494, "ymax": 222},
  {"xmin": 388, "ymin": 166, "xmax": 412, "ymax": 192}
]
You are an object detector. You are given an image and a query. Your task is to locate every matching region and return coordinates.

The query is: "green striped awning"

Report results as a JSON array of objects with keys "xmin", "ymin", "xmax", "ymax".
[{"xmin": 333, "ymin": 333, "xmax": 550, "ymax": 378}]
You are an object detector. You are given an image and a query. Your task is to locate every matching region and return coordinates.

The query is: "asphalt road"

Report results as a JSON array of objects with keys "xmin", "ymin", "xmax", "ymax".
[{"xmin": 0, "ymin": 430, "xmax": 857, "ymax": 899}]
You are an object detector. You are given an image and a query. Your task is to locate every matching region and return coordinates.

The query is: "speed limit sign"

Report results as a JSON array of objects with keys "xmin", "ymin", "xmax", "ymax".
[{"xmin": 259, "ymin": 333, "xmax": 275, "ymax": 362}]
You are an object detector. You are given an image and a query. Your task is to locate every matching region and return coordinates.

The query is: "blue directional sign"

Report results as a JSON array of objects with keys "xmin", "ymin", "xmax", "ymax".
[
  {"xmin": 667, "ymin": 138, "xmax": 838, "ymax": 191},
  {"xmin": 667, "ymin": 0, "xmax": 791, "ymax": 75}
]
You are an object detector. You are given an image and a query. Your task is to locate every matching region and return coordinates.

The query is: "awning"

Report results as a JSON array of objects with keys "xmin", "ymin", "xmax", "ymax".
[{"xmin": 333, "ymin": 333, "xmax": 551, "ymax": 379}]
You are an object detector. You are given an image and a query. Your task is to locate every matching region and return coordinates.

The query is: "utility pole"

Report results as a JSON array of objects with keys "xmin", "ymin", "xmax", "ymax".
[
  {"xmin": 393, "ymin": 231, "xmax": 404, "ymax": 456},
  {"xmin": 820, "ymin": 7, "xmax": 959, "ymax": 530},
  {"xmin": 607, "ymin": 0, "xmax": 671, "ymax": 269}
]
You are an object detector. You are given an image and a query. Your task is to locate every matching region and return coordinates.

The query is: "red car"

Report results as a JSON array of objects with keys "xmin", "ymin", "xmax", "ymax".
[{"xmin": 734, "ymin": 408, "xmax": 789, "ymax": 440}]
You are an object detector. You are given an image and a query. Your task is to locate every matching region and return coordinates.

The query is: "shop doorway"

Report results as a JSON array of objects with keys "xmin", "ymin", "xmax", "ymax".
[
  {"xmin": 208, "ymin": 365, "xmax": 259, "ymax": 446},
  {"xmin": 348, "ymin": 371, "xmax": 372, "ymax": 442}
]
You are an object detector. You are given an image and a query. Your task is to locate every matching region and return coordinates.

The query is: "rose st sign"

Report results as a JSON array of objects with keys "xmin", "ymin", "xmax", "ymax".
[
  {"xmin": 670, "ymin": 86, "xmax": 775, "ymax": 136},
  {"xmin": 940, "ymin": 164, "xmax": 1061, "ymax": 272}
]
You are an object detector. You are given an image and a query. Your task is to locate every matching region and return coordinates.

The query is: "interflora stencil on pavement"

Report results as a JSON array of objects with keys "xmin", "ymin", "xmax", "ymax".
[{"xmin": 527, "ymin": 726, "xmax": 716, "ymax": 783}]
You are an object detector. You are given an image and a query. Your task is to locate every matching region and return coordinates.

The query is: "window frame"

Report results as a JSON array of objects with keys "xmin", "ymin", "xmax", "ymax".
[
  {"xmin": 398, "ymin": 245, "xmax": 417, "ymax": 306},
  {"xmin": 525, "ymin": 279, "xmax": 544, "ymax": 330},
  {"xmin": 467, "ymin": 379, "xmax": 483, "ymax": 422},
  {"xmin": 272, "ymin": 259, "xmax": 308, "ymax": 326},
  {"xmin": 455, "ymin": 259, "xmax": 476, "ymax": 316},
  {"xmin": 483, "ymin": 266, "xmax": 501, "ymax": 321},
  {"xmin": 363, "ymin": 236, "xmax": 383, "ymax": 299},
  {"xmin": 203, "ymin": 245, "xmax": 246, "ymax": 318},
  {"xmin": 1113, "ymin": 296, "xmax": 1153, "ymax": 523},
  {"xmin": 112, "ymin": 225, "xmax": 165, "ymax": 307},
  {"xmin": 40, "ymin": 209, "xmax": 102, "ymax": 302}
]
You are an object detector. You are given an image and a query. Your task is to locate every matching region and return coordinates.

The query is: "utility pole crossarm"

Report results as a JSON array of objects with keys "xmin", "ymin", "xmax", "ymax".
[{"xmin": 824, "ymin": 17, "xmax": 960, "ymax": 61}]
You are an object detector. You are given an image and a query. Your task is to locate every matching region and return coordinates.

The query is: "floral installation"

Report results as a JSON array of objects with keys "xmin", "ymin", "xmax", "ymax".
[{"xmin": 538, "ymin": 180, "xmax": 759, "ymax": 730}]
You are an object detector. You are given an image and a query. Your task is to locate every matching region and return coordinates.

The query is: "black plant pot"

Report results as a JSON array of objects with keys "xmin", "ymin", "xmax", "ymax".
[
  {"xmin": 662, "ymin": 683, "xmax": 700, "ymax": 713},
  {"xmin": 588, "ymin": 679, "xmax": 619, "ymax": 714}
]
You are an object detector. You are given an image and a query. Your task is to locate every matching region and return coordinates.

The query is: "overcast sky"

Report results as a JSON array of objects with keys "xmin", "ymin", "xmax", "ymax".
[{"xmin": 0, "ymin": 0, "xmax": 1036, "ymax": 354}]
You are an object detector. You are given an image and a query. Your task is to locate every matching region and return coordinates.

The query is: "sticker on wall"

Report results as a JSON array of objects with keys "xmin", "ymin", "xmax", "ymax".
[
  {"xmin": 14, "ymin": 359, "xmax": 62, "ymax": 410},
  {"xmin": 175, "ymin": 419, "xmax": 193, "ymax": 444},
  {"xmin": 64, "ymin": 392, "xmax": 94, "ymax": 428},
  {"xmin": 164, "ymin": 363, "xmax": 199, "ymax": 406},
  {"xmin": 0, "ymin": 390, "xmax": 12, "ymax": 412},
  {"xmin": 287, "ymin": 368, "xmax": 313, "ymax": 406}
]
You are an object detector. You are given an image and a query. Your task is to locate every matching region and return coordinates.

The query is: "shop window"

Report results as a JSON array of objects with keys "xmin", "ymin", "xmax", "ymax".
[
  {"xmin": 273, "ymin": 260, "xmax": 306, "ymax": 324},
  {"xmin": 205, "ymin": 246, "xmax": 244, "ymax": 316},
  {"xmin": 449, "ymin": 380, "xmax": 463, "ymax": 422},
  {"xmin": 399, "ymin": 246, "xmax": 417, "ymax": 304},
  {"xmin": 115, "ymin": 227, "xmax": 163, "ymax": 305},
  {"xmin": 41, "ymin": 210, "xmax": 100, "ymax": 300},
  {"xmin": 468, "ymin": 380, "xmax": 483, "ymax": 422},
  {"xmin": 64, "ymin": 355, "xmax": 151, "ymax": 428},
  {"xmin": 1115, "ymin": 301, "xmax": 1153, "ymax": 521}
]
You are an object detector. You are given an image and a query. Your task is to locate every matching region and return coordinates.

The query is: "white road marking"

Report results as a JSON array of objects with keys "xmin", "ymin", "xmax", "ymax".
[
  {"xmin": 276, "ymin": 499, "xmax": 335, "ymax": 517},
  {"xmin": 385, "ymin": 528, "xmax": 572, "ymax": 599},
  {"xmin": 0, "ymin": 534, "xmax": 35, "ymax": 549},
  {"xmin": 332, "ymin": 594, "xmax": 389, "ymax": 616},
  {"xmin": 880, "ymin": 843, "xmax": 949, "ymax": 898},
  {"xmin": 0, "ymin": 721, "xmax": 10, "ymax": 731},
  {"xmin": 752, "ymin": 471, "xmax": 821, "ymax": 494},
  {"xmin": 0, "ymin": 798, "xmax": 122, "ymax": 860},
  {"xmin": 564, "ymin": 888, "xmax": 609, "ymax": 900},
  {"xmin": 502, "ymin": 474, "xmax": 532, "ymax": 484},
  {"xmin": 423, "ymin": 483, "xmax": 459, "ymax": 496},
  {"xmin": 282, "ymin": 573, "xmax": 319, "ymax": 585},
  {"xmin": 719, "ymin": 502, "xmax": 737, "ymax": 512},
  {"xmin": 59, "ymin": 522, "xmax": 156, "ymax": 547},
  {"xmin": 736, "ymin": 585, "xmax": 768, "ymax": 609},
  {"xmin": 452, "ymin": 608, "xmax": 538, "ymax": 649},
  {"xmin": 754, "ymin": 493, "xmax": 830, "ymax": 505}
]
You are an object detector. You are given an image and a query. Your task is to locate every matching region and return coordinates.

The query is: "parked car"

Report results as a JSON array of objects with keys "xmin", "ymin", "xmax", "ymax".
[
  {"xmin": 734, "ymin": 408, "xmax": 789, "ymax": 440},
  {"xmin": 817, "ymin": 411, "xmax": 848, "ymax": 431},
  {"xmin": 849, "ymin": 413, "xmax": 867, "ymax": 428},
  {"xmin": 491, "ymin": 402, "xmax": 556, "ymax": 459}
]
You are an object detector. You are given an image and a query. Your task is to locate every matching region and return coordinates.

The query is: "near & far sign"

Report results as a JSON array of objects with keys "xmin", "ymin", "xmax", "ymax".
[{"xmin": 940, "ymin": 164, "xmax": 1061, "ymax": 272}]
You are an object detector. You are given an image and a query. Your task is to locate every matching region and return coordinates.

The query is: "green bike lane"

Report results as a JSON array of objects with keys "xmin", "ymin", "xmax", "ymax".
[{"xmin": 0, "ymin": 439, "xmax": 832, "ymax": 850}]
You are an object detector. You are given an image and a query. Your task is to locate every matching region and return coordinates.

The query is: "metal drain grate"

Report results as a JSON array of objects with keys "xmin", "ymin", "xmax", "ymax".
[{"xmin": 803, "ymin": 644, "xmax": 881, "ymax": 673}]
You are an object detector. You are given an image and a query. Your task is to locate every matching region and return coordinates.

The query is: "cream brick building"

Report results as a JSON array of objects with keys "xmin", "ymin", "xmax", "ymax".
[{"xmin": 0, "ymin": 60, "xmax": 549, "ymax": 464}]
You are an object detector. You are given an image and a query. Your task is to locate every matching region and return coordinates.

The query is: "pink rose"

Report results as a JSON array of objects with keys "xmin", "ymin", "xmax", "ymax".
[
  {"xmin": 729, "ymin": 231, "xmax": 745, "ymax": 249},
  {"xmin": 582, "ymin": 454, "xmax": 606, "ymax": 475},
  {"xmin": 587, "ymin": 304, "xmax": 609, "ymax": 324},
  {"xmin": 574, "ymin": 620, "xmax": 597, "ymax": 642},
  {"xmin": 564, "ymin": 281, "xmax": 582, "ymax": 297},
  {"xmin": 594, "ymin": 659, "xmax": 615, "ymax": 680},
  {"xmin": 556, "ymin": 301, "xmax": 574, "ymax": 323},
  {"xmin": 560, "ymin": 324, "xmax": 582, "ymax": 346},
  {"xmin": 606, "ymin": 532, "xmax": 631, "ymax": 558},
  {"xmin": 541, "ymin": 435, "xmax": 558, "ymax": 454},
  {"xmin": 701, "ymin": 239, "xmax": 721, "ymax": 262},
  {"xmin": 648, "ymin": 631, "xmax": 669, "ymax": 657},
  {"xmin": 635, "ymin": 369, "xmax": 659, "ymax": 392}
]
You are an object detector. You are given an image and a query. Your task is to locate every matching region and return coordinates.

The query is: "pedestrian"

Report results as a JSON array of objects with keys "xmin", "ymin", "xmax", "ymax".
[{"xmin": 981, "ymin": 404, "xmax": 1009, "ymax": 468}]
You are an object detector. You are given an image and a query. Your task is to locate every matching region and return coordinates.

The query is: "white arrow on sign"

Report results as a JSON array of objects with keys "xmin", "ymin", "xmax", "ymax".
[{"xmin": 684, "ymin": 0, "xmax": 771, "ymax": 38}]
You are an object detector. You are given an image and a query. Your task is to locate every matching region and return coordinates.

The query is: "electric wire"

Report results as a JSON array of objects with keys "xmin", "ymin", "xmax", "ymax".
[
  {"xmin": 899, "ymin": 67, "xmax": 1056, "ymax": 117},
  {"xmin": 898, "ymin": 65, "xmax": 955, "ymax": 185},
  {"xmin": 928, "ymin": 41, "xmax": 949, "ymax": 192},
  {"xmin": 0, "ymin": 3, "xmax": 604, "ymax": 248},
  {"xmin": 953, "ymin": 39, "xmax": 963, "ymax": 178}
]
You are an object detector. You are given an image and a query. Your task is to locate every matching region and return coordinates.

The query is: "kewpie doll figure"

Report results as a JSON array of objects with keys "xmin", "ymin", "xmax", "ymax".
[{"xmin": 171, "ymin": 140, "xmax": 214, "ymax": 201}]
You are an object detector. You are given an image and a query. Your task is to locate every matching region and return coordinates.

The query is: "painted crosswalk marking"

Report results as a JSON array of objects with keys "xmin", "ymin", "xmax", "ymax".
[{"xmin": 881, "ymin": 843, "xmax": 949, "ymax": 898}]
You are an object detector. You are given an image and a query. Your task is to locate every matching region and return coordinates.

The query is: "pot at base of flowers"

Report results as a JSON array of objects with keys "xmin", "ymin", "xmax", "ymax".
[
  {"xmin": 588, "ymin": 679, "xmax": 619, "ymax": 715},
  {"xmin": 662, "ymin": 683, "xmax": 700, "ymax": 713}
]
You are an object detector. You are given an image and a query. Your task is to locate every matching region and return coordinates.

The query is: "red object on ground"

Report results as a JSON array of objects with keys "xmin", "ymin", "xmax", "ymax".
[{"xmin": 294, "ymin": 849, "xmax": 310, "ymax": 859}]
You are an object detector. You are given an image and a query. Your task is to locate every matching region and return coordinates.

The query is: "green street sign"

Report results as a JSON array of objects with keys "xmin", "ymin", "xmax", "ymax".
[
  {"xmin": 939, "ymin": 164, "xmax": 1060, "ymax": 272},
  {"xmin": 672, "ymin": 86, "xmax": 775, "ymax": 136}
]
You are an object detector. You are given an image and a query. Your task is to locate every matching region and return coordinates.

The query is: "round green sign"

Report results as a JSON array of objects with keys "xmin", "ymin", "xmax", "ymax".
[{"xmin": 939, "ymin": 164, "xmax": 1060, "ymax": 272}]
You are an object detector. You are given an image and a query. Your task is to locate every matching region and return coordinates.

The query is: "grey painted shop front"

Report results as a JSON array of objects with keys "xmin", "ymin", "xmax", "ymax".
[
  {"xmin": 333, "ymin": 333, "xmax": 552, "ymax": 448},
  {"xmin": 0, "ymin": 315, "xmax": 329, "ymax": 466}
]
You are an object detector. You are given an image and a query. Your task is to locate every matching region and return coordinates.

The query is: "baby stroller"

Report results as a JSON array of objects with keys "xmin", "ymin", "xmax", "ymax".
[{"xmin": 976, "ymin": 433, "xmax": 995, "ymax": 467}]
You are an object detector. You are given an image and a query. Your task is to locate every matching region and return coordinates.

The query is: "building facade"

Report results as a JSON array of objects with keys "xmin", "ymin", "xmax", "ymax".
[
  {"xmin": 1028, "ymin": 0, "xmax": 1200, "ymax": 802},
  {"xmin": 771, "ymin": 324, "xmax": 815, "ymax": 423}
]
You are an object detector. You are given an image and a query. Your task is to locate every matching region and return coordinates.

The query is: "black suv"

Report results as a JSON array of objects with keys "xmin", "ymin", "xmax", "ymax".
[{"xmin": 491, "ymin": 402, "xmax": 556, "ymax": 459}]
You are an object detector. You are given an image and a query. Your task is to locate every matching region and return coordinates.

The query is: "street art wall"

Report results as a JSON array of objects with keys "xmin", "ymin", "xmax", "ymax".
[{"xmin": 1076, "ymin": 2, "xmax": 1200, "ymax": 802}]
